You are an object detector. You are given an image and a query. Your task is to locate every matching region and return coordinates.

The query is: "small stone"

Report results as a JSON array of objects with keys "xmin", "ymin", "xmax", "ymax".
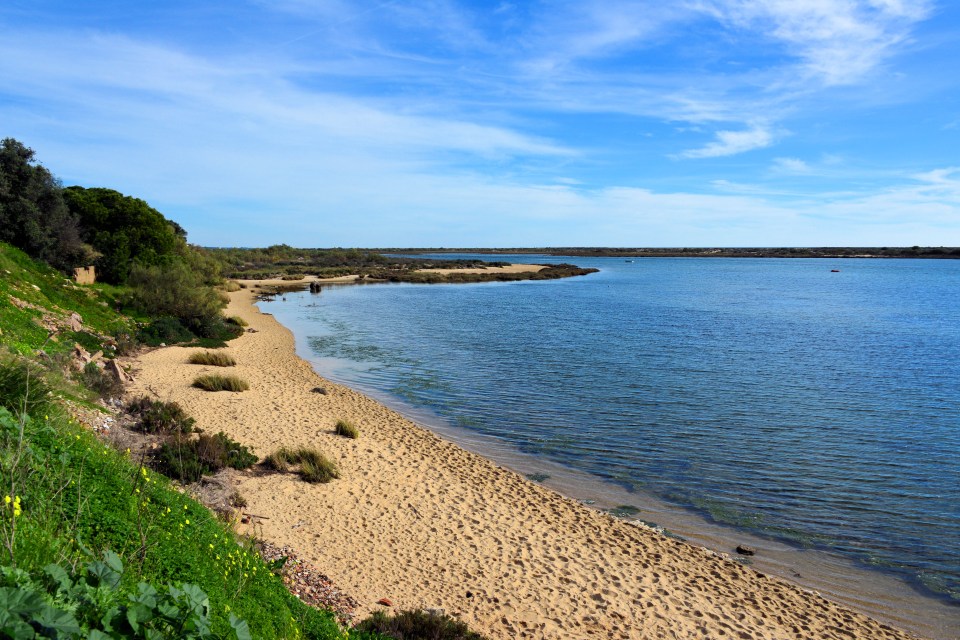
[
  {"xmin": 736, "ymin": 544, "xmax": 756, "ymax": 556},
  {"xmin": 377, "ymin": 598, "xmax": 393, "ymax": 607},
  {"xmin": 465, "ymin": 591, "xmax": 473, "ymax": 599}
]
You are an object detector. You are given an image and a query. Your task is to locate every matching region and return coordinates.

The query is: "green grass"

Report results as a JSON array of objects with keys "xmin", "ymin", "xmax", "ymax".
[
  {"xmin": 334, "ymin": 419, "xmax": 359, "ymax": 439},
  {"xmin": 0, "ymin": 242, "xmax": 134, "ymax": 357},
  {"xmin": 188, "ymin": 351, "xmax": 237, "ymax": 367},
  {"xmin": 192, "ymin": 374, "xmax": 249, "ymax": 392},
  {"xmin": 0, "ymin": 396, "xmax": 344, "ymax": 638},
  {"xmin": 264, "ymin": 447, "xmax": 340, "ymax": 483}
]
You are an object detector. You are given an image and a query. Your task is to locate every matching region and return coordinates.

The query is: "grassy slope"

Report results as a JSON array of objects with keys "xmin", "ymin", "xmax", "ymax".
[
  {"xmin": 0, "ymin": 242, "xmax": 376, "ymax": 639},
  {"xmin": 0, "ymin": 242, "xmax": 133, "ymax": 357}
]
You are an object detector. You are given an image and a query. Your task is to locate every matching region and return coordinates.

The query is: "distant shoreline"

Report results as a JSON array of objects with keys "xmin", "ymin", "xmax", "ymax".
[{"xmin": 377, "ymin": 247, "xmax": 960, "ymax": 259}]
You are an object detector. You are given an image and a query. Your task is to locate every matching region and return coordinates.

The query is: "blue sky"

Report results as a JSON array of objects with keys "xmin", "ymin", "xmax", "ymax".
[{"xmin": 2, "ymin": 1, "xmax": 958, "ymax": 247}]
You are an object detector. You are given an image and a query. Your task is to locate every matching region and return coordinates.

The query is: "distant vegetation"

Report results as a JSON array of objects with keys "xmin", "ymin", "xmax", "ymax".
[{"xmin": 385, "ymin": 246, "xmax": 960, "ymax": 259}]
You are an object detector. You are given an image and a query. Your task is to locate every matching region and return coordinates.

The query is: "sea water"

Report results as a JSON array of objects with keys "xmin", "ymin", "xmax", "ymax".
[{"xmin": 259, "ymin": 256, "xmax": 960, "ymax": 636}]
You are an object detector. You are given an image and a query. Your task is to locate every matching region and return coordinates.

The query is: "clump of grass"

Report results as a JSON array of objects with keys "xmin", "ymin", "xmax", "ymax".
[
  {"xmin": 225, "ymin": 315, "xmax": 248, "ymax": 327},
  {"xmin": 354, "ymin": 609, "xmax": 487, "ymax": 640},
  {"xmin": 223, "ymin": 280, "xmax": 242, "ymax": 292},
  {"xmin": 264, "ymin": 446, "xmax": 339, "ymax": 483},
  {"xmin": 188, "ymin": 351, "xmax": 237, "ymax": 367},
  {"xmin": 281, "ymin": 274, "xmax": 305, "ymax": 281},
  {"xmin": 334, "ymin": 419, "xmax": 359, "ymax": 439},
  {"xmin": 192, "ymin": 374, "xmax": 249, "ymax": 392}
]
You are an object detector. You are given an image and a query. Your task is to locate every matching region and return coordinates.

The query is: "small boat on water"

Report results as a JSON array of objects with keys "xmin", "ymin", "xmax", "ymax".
[{"xmin": 831, "ymin": 269, "xmax": 840, "ymax": 272}]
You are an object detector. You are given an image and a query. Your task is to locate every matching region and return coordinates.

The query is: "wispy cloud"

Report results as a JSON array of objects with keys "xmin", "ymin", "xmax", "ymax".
[
  {"xmin": 677, "ymin": 125, "xmax": 774, "ymax": 159},
  {"xmin": 773, "ymin": 157, "xmax": 812, "ymax": 174}
]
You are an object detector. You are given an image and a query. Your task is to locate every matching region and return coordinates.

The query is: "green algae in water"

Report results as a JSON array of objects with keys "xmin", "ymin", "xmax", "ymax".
[
  {"xmin": 607, "ymin": 504, "xmax": 642, "ymax": 519},
  {"xmin": 526, "ymin": 472, "xmax": 550, "ymax": 483}
]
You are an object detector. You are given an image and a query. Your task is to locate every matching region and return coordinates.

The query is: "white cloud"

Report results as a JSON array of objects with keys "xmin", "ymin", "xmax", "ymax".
[
  {"xmin": 773, "ymin": 157, "xmax": 812, "ymax": 173},
  {"xmin": 702, "ymin": 0, "xmax": 932, "ymax": 86},
  {"xmin": 677, "ymin": 125, "xmax": 773, "ymax": 159}
]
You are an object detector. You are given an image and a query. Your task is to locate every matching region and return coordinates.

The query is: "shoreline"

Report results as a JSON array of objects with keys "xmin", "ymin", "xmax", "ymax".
[{"xmin": 129, "ymin": 277, "xmax": 935, "ymax": 640}]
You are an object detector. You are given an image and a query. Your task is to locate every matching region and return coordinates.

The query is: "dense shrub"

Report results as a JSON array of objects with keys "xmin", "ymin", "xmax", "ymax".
[
  {"xmin": 126, "ymin": 396, "xmax": 195, "ymax": 435},
  {"xmin": 138, "ymin": 316, "xmax": 197, "ymax": 346},
  {"xmin": 192, "ymin": 374, "xmax": 249, "ymax": 392},
  {"xmin": 334, "ymin": 419, "xmax": 359, "ymax": 439},
  {"xmin": 354, "ymin": 609, "xmax": 486, "ymax": 640},
  {"xmin": 188, "ymin": 351, "xmax": 237, "ymax": 367},
  {"xmin": 153, "ymin": 432, "xmax": 257, "ymax": 482},
  {"xmin": 264, "ymin": 447, "xmax": 339, "ymax": 483},
  {"xmin": 128, "ymin": 262, "xmax": 226, "ymax": 339}
]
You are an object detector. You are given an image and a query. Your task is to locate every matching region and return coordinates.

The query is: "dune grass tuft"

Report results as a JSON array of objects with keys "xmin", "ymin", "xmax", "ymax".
[
  {"xmin": 188, "ymin": 351, "xmax": 237, "ymax": 367},
  {"xmin": 264, "ymin": 446, "xmax": 339, "ymax": 483},
  {"xmin": 334, "ymin": 419, "xmax": 359, "ymax": 439},
  {"xmin": 192, "ymin": 373, "xmax": 249, "ymax": 392}
]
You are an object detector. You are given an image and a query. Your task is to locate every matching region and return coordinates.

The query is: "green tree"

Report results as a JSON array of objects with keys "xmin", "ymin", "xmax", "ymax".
[
  {"xmin": 63, "ymin": 186, "xmax": 188, "ymax": 284},
  {"xmin": 0, "ymin": 138, "xmax": 89, "ymax": 271}
]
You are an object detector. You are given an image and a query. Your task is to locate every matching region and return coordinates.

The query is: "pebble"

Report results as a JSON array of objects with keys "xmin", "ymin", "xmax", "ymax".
[{"xmin": 258, "ymin": 541, "xmax": 359, "ymax": 624}]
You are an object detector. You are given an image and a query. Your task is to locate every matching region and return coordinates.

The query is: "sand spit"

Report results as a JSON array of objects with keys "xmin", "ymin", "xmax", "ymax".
[
  {"xmin": 415, "ymin": 264, "xmax": 547, "ymax": 275},
  {"xmin": 128, "ymin": 278, "xmax": 922, "ymax": 640}
]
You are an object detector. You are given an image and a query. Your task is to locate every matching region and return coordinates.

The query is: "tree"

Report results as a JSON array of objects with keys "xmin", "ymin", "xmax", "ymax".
[
  {"xmin": 63, "ymin": 186, "xmax": 188, "ymax": 284},
  {"xmin": 0, "ymin": 138, "xmax": 88, "ymax": 270}
]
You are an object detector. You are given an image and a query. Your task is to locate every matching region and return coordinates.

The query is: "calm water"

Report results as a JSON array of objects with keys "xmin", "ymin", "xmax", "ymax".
[{"xmin": 262, "ymin": 256, "xmax": 960, "ymax": 613}]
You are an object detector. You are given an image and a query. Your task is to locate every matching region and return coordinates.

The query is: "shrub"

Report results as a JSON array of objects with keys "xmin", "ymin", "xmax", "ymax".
[
  {"xmin": 0, "ymin": 357, "xmax": 51, "ymax": 417},
  {"xmin": 334, "ymin": 419, "xmax": 359, "ymax": 439},
  {"xmin": 353, "ymin": 609, "xmax": 487, "ymax": 640},
  {"xmin": 188, "ymin": 351, "xmax": 237, "ymax": 367},
  {"xmin": 281, "ymin": 274, "xmax": 305, "ymax": 280},
  {"xmin": 126, "ymin": 396, "xmax": 195, "ymax": 435},
  {"xmin": 223, "ymin": 280, "xmax": 242, "ymax": 292},
  {"xmin": 138, "ymin": 316, "xmax": 196, "ymax": 346},
  {"xmin": 264, "ymin": 447, "xmax": 339, "ymax": 483},
  {"xmin": 226, "ymin": 315, "xmax": 248, "ymax": 327},
  {"xmin": 153, "ymin": 432, "xmax": 256, "ymax": 482},
  {"xmin": 193, "ymin": 374, "xmax": 249, "ymax": 392},
  {"xmin": 79, "ymin": 360, "xmax": 124, "ymax": 400}
]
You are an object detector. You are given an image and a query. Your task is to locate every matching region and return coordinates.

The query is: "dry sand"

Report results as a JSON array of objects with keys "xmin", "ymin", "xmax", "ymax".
[{"xmin": 128, "ymin": 278, "xmax": 923, "ymax": 640}]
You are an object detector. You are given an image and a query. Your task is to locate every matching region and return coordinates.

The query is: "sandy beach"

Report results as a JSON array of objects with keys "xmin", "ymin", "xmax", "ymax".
[{"xmin": 128, "ymin": 277, "xmax": 923, "ymax": 640}]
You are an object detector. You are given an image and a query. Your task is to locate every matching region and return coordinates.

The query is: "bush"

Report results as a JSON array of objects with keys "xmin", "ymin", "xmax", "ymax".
[
  {"xmin": 226, "ymin": 315, "xmax": 248, "ymax": 327},
  {"xmin": 334, "ymin": 419, "xmax": 359, "ymax": 439},
  {"xmin": 128, "ymin": 262, "xmax": 226, "ymax": 338},
  {"xmin": 192, "ymin": 374, "xmax": 249, "ymax": 392},
  {"xmin": 153, "ymin": 432, "xmax": 257, "ymax": 482},
  {"xmin": 138, "ymin": 316, "xmax": 197, "ymax": 346},
  {"xmin": 223, "ymin": 280, "xmax": 242, "ymax": 292},
  {"xmin": 0, "ymin": 357, "xmax": 51, "ymax": 417},
  {"xmin": 264, "ymin": 447, "xmax": 339, "ymax": 483},
  {"xmin": 126, "ymin": 396, "xmax": 195, "ymax": 435},
  {"xmin": 354, "ymin": 609, "xmax": 487, "ymax": 640},
  {"xmin": 79, "ymin": 360, "xmax": 124, "ymax": 400},
  {"xmin": 188, "ymin": 351, "xmax": 237, "ymax": 367}
]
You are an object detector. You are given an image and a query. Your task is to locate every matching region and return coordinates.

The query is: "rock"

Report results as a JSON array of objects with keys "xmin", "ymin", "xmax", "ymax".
[
  {"xmin": 68, "ymin": 312, "xmax": 83, "ymax": 331},
  {"xmin": 311, "ymin": 387, "xmax": 327, "ymax": 394},
  {"xmin": 105, "ymin": 359, "xmax": 134, "ymax": 385},
  {"xmin": 377, "ymin": 598, "xmax": 393, "ymax": 607},
  {"xmin": 736, "ymin": 544, "xmax": 756, "ymax": 556}
]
